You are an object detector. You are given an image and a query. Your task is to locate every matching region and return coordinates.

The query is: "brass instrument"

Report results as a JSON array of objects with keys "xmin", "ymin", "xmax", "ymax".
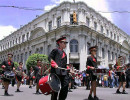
[{"xmin": 38, "ymin": 62, "xmax": 47, "ymax": 75}]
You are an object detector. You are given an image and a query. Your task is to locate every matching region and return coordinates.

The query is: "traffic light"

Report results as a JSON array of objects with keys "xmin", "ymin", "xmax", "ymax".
[{"xmin": 73, "ymin": 11, "xmax": 77, "ymax": 23}]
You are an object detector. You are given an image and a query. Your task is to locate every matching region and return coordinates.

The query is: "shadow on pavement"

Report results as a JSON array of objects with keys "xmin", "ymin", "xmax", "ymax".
[{"xmin": 83, "ymin": 99, "xmax": 104, "ymax": 100}]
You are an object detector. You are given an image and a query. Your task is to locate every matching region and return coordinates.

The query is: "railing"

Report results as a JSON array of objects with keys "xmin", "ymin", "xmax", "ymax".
[{"xmin": 69, "ymin": 52, "xmax": 79, "ymax": 59}]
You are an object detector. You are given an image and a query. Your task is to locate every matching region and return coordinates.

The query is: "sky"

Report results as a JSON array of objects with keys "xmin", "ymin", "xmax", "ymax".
[{"xmin": 0, "ymin": 0, "xmax": 130, "ymax": 40}]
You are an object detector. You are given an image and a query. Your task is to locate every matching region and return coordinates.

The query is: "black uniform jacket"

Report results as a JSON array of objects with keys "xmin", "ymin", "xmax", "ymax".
[
  {"xmin": 1, "ymin": 60, "xmax": 14, "ymax": 71},
  {"xmin": 86, "ymin": 56, "xmax": 97, "ymax": 75},
  {"xmin": 48, "ymin": 48, "xmax": 67, "ymax": 76}
]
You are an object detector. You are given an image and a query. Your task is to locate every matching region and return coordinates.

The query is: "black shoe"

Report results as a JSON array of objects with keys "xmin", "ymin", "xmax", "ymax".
[
  {"xmin": 122, "ymin": 90, "xmax": 128, "ymax": 94},
  {"xmin": 94, "ymin": 96, "xmax": 99, "ymax": 100},
  {"xmin": 4, "ymin": 92, "xmax": 11, "ymax": 96},
  {"xmin": 36, "ymin": 91, "xmax": 41, "ymax": 94},
  {"xmin": 68, "ymin": 89, "xmax": 72, "ymax": 92},
  {"xmin": 2, "ymin": 86, "xmax": 5, "ymax": 89},
  {"xmin": 16, "ymin": 89, "xmax": 22, "ymax": 92},
  {"xmin": 116, "ymin": 89, "xmax": 121, "ymax": 94},
  {"xmin": 86, "ymin": 87, "xmax": 90, "ymax": 90},
  {"xmin": 29, "ymin": 86, "xmax": 32, "ymax": 88},
  {"xmin": 88, "ymin": 95, "xmax": 94, "ymax": 100}
]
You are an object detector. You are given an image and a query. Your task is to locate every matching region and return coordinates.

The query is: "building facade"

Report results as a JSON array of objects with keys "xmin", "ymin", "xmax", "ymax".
[{"xmin": 0, "ymin": 2, "xmax": 130, "ymax": 71}]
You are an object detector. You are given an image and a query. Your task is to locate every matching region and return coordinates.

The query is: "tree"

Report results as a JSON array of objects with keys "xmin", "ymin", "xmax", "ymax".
[
  {"xmin": 14, "ymin": 62, "xmax": 19, "ymax": 68},
  {"xmin": 26, "ymin": 53, "xmax": 50, "ymax": 71}
]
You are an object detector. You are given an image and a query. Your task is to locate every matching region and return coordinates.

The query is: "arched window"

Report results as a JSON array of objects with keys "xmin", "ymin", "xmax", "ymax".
[{"xmin": 70, "ymin": 39, "xmax": 78, "ymax": 53}]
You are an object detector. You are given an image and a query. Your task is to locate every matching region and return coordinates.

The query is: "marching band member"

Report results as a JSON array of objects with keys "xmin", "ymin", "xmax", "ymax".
[
  {"xmin": 28, "ymin": 67, "xmax": 35, "ymax": 89},
  {"xmin": 48, "ymin": 36, "xmax": 69, "ymax": 100},
  {"xmin": 86, "ymin": 46, "xmax": 99, "ymax": 100},
  {"xmin": 0, "ymin": 54, "xmax": 15, "ymax": 96},
  {"xmin": 116, "ymin": 56, "xmax": 128, "ymax": 94},
  {"xmin": 67, "ymin": 64, "xmax": 73, "ymax": 92},
  {"xmin": 34, "ymin": 60, "xmax": 43, "ymax": 94},
  {"xmin": 15, "ymin": 62, "xmax": 24, "ymax": 92}
]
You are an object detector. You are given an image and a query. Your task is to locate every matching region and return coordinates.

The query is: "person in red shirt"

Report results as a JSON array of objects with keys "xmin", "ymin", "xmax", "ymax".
[{"xmin": 1, "ymin": 54, "xmax": 15, "ymax": 96}]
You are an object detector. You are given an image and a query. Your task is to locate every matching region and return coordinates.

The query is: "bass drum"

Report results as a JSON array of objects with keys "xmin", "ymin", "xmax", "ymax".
[
  {"xmin": 39, "ymin": 73, "xmax": 61, "ymax": 95},
  {"xmin": 3, "ymin": 71, "xmax": 15, "ymax": 80}
]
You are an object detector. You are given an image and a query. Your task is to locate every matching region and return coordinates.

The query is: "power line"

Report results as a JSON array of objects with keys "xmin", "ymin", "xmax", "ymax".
[
  {"xmin": 0, "ymin": 6, "xmax": 43, "ymax": 11},
  {"xmin": 0, "ymin": 5, "xmax": 130, "ymax": 13}
]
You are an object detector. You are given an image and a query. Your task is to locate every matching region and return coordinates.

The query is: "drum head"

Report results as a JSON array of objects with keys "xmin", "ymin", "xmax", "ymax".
[{"xmin": 48, "ymin": 73, "xmax": 61, "ymax": 92}]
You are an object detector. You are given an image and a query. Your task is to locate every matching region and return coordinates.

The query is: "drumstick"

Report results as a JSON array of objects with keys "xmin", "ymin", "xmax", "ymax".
[{"xmin": 57, "ymin": 67, "xmax": 69, "ymax": 70}]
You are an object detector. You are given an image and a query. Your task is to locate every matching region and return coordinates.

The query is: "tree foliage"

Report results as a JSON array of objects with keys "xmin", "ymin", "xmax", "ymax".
[{"xmin": 26, "ymin": 53, "xmax": 50, "ymax": 71}]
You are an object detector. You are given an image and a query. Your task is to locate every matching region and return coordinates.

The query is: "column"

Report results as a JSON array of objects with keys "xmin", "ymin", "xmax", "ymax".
[
  {"xmin": 79, "ymin": 35, "xmax": 87, "ymax": 71},
  {"xmin": 64, "ymin": 35, "xmax": 70, "ymax": 64}
]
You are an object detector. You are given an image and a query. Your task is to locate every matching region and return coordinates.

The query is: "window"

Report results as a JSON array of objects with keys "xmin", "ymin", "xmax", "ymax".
[
  {"xmin": 107, "ymin": 30, "xmax": 109, "ymax": 36},
  {"xmin": 115, "ymin": 53, "xmax": 117, "ymax": 59},
  {"xmin": 14, "ymin": 55, "xmax": 16, "ymax": 62},
  {"xmin": 112, "ymin": 52, "xmax": 114, "ymax": 60},
  {"xmin": 35, "ymin": 48, "xmax": 39, "ymax": 53},
  {"xmin": 117, "ymin": 36, "xmax": 119, "ymax": 41},
  {"xmin": 87, "ymin": 42, "xmax": 91, "ymax": 55},
  {"xmin": 17, "ymin": 55, "xmax": 19, "ymax": 62},
  {"xmin": 114, "ymin": 34, "xmax": 116, "ymax": 40},
  {"xmin": 29, "ymin": 51, "xmax": 32, "ymax": 56},
  {"xmin": 48, "ymin": 45, "xmax": 51, "ymax": 55},
  {"xmin": 111, "ymin": 32, "xmax": 113, "ymax": 39},
  {"xmin": 16, "ymin": 38, "xmax": 17, "ymax": 44},
  {"xmin": 70, "ymin": 14, "xmax": 73, "ymax": 25},
  {"xmin": 10, "ymin": 41, "xmax": 12, "ymax": 47},
  {"xmin": 8, "ymin": 42, "xmax": 9, "ymax": 48},
  {"xmin": 48, "ymin": 21, "xmax": 52, "ymax": 31},
  {"xmin": 102, "ymin": 48, "xmax": 105, "ymax": 59},
  {"xmin": 26, "ymin": 33, "xmax": 29, "ymax": 40},
  {"xmin": 86, "ymin": 17, "xmax": 90, "ymax": 26},
  {"xmin": 21, "ymin": 53, "xmax": 23, "ymax": 62},
  {"xmin": 13, "ymin": 40, "xmax": 14, "ymax": 45},
  {"xmin": 57, "ymin": 17, "xmax": 61, "ymax": 28},
  {"xmin": 101, "ymin": 25, "xmax": 103, "ymax": 33},
  {"xmin": 40, "ymin": 47, "xmax": 43, "ymax": 54},
  {"xmin": 108, "ymin": 50, "xmax": 110, "ymax": 61},
  {"xmin": 25, "ymin": 52, "xmax": 28, "ymax": 62},
  {"xmin": 22, "ymin": 34, "xmax": 25, "ymax": 42},
  {"xmin": 70, "ymin": 39, "xmax": 78, "ymax": 53},
  {"xmin": 19, "ymin": 36, "xmax": 21, "ymax": 43},
  {"xmin": 94, "ymin": 22, "xmax": 97, "ymax": 31}
]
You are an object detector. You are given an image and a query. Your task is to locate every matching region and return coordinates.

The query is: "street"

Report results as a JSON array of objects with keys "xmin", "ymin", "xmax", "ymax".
[{"xmin": 0, "ymin": 85, "xmax": 129, "ymax": 100}]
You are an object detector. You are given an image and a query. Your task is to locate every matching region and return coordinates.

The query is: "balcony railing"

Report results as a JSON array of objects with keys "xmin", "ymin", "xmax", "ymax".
[{"xmin": 69, "ymin": 52, "xmax": 79, "ymax": 59}]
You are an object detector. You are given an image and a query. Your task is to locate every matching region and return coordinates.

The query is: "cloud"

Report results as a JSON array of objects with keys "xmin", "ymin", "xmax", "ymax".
[
  {"xmin": 48, "ymin": 0, "xmax": 113, "ymax": 22},
  {"xmin": 0, "ymin": 25, "xmax": 17, "ymax": 40},
  {"xmin": 44, "ymin": 4, "xmax": 57, "ymax": 11}
]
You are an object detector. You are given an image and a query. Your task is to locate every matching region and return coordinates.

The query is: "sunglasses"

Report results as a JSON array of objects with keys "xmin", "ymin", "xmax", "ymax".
[
  {"xmin": 8, "ymin": 56, "xmax": 12, "ymax": 58},
  {"xmin": 92, "ymin": 50, "xmax": 97, "ymax": 52}
]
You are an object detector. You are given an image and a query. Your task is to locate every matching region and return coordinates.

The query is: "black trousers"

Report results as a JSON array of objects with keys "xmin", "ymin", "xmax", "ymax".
[{"xmin": 51, "ymin": 75, "xmax": 69, "ymax": 100}]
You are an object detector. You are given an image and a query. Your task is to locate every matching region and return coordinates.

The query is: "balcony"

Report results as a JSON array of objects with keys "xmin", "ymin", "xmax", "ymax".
[
  {"xmin": 97, "ymin": 55, "xmax": 102, "ymax": 62},
  {"xmin": 108, "ymin": 60, "xmax": 114, "ymax": 65},
  {"xmin": 69, "ymin": 53, "xmax": 79, "ymax": 59}
]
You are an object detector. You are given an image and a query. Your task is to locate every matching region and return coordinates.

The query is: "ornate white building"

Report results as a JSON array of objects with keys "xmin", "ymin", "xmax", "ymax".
[{"xmin": 0, "ymin": 2, "xmax": 130, "ymax": 71}]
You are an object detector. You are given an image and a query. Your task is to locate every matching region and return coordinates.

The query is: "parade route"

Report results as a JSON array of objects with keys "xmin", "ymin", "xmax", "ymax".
[{"xmin": 0, "ymin": 85, "xmax": 130, "ymax": 100}]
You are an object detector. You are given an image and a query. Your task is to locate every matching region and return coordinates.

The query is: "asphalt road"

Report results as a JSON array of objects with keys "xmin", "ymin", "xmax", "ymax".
[{"xmin": 0, "ymin": 85, "xmax": 130, "ymax": 100}]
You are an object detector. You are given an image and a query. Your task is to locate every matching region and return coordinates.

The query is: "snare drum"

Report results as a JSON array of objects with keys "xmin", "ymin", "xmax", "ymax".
[
  {"xmin": 39, "ymin": 73, "xmax": 61, "ymax": 95},
  {"xmin": 93, "ymin": 69, "xmax": 108, "ymax": 75},
  {"xmin": 3, "ymin": 71, "xmax": 15, "ymax": 80}
]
